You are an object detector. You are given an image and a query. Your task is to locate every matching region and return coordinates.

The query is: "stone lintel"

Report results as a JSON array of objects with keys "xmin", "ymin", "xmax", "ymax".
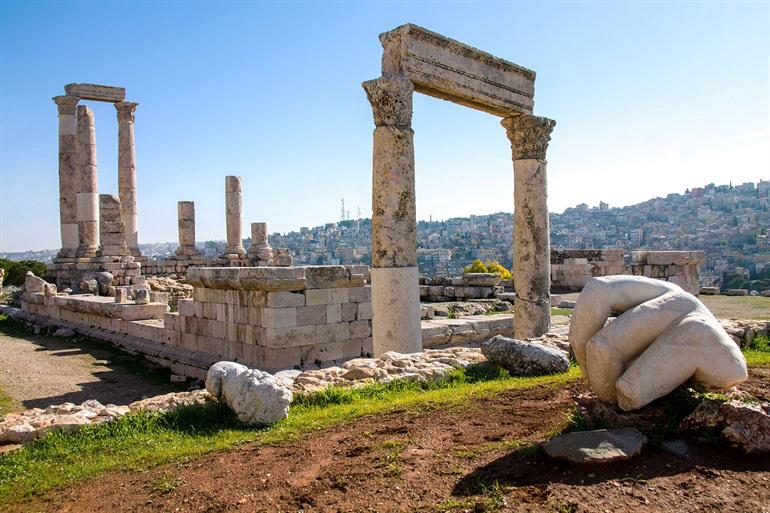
[
  {"xmin": 65, "ymin": 83, "xmax": 126, "ymax": 103},
  {"xmin": 379, "ymin": 23, "xmax": 535, "ymax": 117}
]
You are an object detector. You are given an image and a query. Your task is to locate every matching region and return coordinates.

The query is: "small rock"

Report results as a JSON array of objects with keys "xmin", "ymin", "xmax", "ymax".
[
  {"xmin": 660, "ymin": 439, "xmax": 690, "ymax": 458},
  {"xmin": 482, "ymin": 335, "xmax": 569, "ymax": 376},
  {"xmin": 543, "ymin": 428, "xmax": 647, "ymax": 463},
  {"xmin": 53, "ymin": 327, "xmax": 75, "ymax": 338}
]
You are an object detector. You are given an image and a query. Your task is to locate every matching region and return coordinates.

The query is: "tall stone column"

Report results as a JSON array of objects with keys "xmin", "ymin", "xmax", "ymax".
[
  {"xmin": 75, "ymin": 105, "xmax": 100, "ymax": 258},
  {"xmin": 247, "ymin": 222, "xmax": 273, "ymax": 262},
  {"xmin": 115, "ymin": 101, "xmax": 141, "ymax": 257},
  {"xmin": 501, "ymin": 114, "xmax": 556, "ymax": 339},
  {"xmin": 175, "ymin": 201, "xmax": 201, "ymax": 258},
  {"xmin": 362, "ymin": 75, "xmax": 421, "ymax": 356},
  {"xmin": 222, "ymin": 175, "xmax": 245, "ymax": 257},
  {"xmin": 53, "ymin": 95, "xmax": 80, "ymax": 259}
]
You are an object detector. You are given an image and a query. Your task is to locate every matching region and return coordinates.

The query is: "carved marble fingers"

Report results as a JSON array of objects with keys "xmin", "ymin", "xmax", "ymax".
[{"xmin": 569, "ymin": 276, "xmax": 748, "ymax": 411}]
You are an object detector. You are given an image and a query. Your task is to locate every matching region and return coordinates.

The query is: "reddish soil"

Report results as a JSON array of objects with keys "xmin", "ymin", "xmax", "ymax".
[{"xmin": 14, "ymin": 371, "xmax": 770, "ymax": 513}]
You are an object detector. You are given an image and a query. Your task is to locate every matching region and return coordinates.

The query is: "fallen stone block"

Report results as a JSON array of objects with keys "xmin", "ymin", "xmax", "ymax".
[{"xmin": 543, "ymin": 428, "xmax": 646, "ymax": 463}]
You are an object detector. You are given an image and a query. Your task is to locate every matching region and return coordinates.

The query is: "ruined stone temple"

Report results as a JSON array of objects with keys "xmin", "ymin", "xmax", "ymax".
[
  {"xmin": 362, "ymin": 24, "xmax": 556, "ymax": 353},
  {"xmin": 30, "ymin": 24, "xmax": 562, "ymax": 378}
]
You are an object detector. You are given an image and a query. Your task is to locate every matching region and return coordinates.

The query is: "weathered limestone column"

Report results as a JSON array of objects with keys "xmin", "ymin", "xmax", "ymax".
[
  {"xmin": 53, "ymin": 95, "xmax": 80, "ymax": 259},
  {"xmin": 115, "ymin": 101, "xmax": 141, "ymax": 257},
  {"xmin": 501, "ymin": 114, "xmax": 556, "ymax": 339},
  {"xmin": 247, "ymin": 222, "xmax": 273, "ymax": 262},
  {"xmin": 222, "ymin": 175, "xmax": 245, "ymax": 257},
  {"xmin": 362, "ymin": 75, "xmax": 421, "ymax": 356},
  {"xmin": 75, "ymin": 105, "xmax": 100, "ymax": 258},
  {"xmin": 175, "ymin": 201, "xmax": 201, "ymax": 258},
  {"xmin": 97, "ymin": 194, "xmax": 130, "ymax": 257}
]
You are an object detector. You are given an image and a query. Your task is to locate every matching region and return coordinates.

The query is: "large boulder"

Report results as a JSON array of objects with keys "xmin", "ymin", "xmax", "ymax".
[
  {"xmin": 482, "ymin": 335, "xmax": 569, "ymax": 376},
  {"xmin": 543, "ymin": 428, "xmax": 646, "ymax": 463},
  {"xmin": 206, "ymin": 362, "xmax": 293, "ymax": 425}
]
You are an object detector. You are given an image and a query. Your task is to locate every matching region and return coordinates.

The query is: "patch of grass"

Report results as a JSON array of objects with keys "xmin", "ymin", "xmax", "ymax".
[
  {"xmin": 150, "ymin": 474, "xmax": 184, "ymax": 494},
  {"xmin": 374, "ymin": 439, "xmax": 408, "ymax": 478},
  {"xmin": 743, "ymin": 335, "xmax": 770, "ymax": 367},
  {"xmin": 551, "ymin": 308, "xmax": 573, "ymax": 317},
  {"xmin": 0, "ymin": 388, "xmax": 18, "ymax": 418},
  {"xmin": 701, "ymin": 295, "xmax": 770, "ymax": 320},
  {"xmin": 0, "ymin": 365, "xmax": 582, "ymax": 505}
]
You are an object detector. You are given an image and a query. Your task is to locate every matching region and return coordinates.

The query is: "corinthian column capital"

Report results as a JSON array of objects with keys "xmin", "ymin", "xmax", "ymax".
[
  {"xmin": 115, "ymin": 101, "xmax": 138, "ymax": 123},
  {"xmin": 362, "ymin": 75, "xmax": 414, "ymax": 127},
  {"xmin": 53, "ymin": 95, "xmax": 79, "ymax": 115},
  {"xmin": 501, "ymin": 114, "xmax": 556, "ymax": 160}
]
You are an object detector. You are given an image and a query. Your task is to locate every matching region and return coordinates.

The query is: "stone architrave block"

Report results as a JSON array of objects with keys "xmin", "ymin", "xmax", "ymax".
[
  {"xmin": 65, "ymin": 83, "xmax": 125, "ymax": 102},
  {"xmin": 379, "ymin": 24, "xmax": 534, "ymax": 117}
]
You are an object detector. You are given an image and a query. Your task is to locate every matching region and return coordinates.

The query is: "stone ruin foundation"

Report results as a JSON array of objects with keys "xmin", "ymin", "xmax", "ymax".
[{"xmin": 551, "ymin": 249, "xmax": 704, "ymax": 296}]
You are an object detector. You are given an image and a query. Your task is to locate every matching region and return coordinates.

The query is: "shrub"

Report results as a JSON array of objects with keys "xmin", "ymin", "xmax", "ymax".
[
  {"xmin": 0, "ymin": 259, "xmax": 48, "ymax": 287},
  {"xmin": 464, "ymin": 259, "xmax": 488, "ymax": 274},
  {"xmin": 484, "ymin": 260, "xmax": 512, "ymax": 280}
]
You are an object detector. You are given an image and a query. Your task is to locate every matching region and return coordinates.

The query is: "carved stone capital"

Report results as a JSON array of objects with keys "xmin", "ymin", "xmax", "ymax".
[
  {"xmin": 115, "ymin": 101, "xmax": 138, "ymax": 123},
  {"xmin": 53, "ymin": 95, "xmax": 79, "ymax": 116},
  {"xmin": 362, "ymin": 75, "xmax": 414, "ymax": 127},
  {"xmin": 501, "ymin": 114, "xmax": 556, "ymax": 161}
]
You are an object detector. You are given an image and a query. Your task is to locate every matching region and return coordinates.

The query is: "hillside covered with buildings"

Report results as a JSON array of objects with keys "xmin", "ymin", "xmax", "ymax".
[{"xmin": 4, "ymin": 180, "xmax": 768, "ymax": 288}]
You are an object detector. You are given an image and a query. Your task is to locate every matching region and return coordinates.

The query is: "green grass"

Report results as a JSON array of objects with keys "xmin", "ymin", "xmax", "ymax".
[
  {"xmin": 700, "ymin": 295, "xmax": 770, "ymax": 320},
  {"xmin": 744, "ymin": 334, "xmax": 770, "ymax": 367},
  {"xmin": 0, "ymin": 365, "xmax": 582, "ymax": 505},
  {"xmin": 0, "ymin": 389, "xmax": 17, "ymax": 418},
  {"xmin": 551, "ymin": 308, "xmax": 573, "ymax": 317}
]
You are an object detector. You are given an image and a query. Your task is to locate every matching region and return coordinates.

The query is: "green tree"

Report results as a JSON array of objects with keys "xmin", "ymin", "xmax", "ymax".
[{"xmin": 0, "ymin": 259, "xmax": 48, "ymax": 287}]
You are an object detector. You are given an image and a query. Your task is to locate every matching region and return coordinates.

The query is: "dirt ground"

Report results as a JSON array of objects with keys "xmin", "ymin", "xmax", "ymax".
[
  {"xmin": 15, "ymin": 369, "xmax": 770, "ymax": 513},
  {"xmin": 0, "ymin": 327, "xmax": 182, "ymax": 411}
]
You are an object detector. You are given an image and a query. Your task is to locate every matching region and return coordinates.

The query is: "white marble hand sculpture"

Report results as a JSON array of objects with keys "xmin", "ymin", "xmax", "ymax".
[{"xmin": 569, "ymin": 276, "xmax": 747, "ymax": 411}]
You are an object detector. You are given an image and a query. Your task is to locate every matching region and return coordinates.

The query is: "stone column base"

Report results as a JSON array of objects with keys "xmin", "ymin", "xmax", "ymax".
[{"xmin": 371, "ymin": 266, "xmax": 421, "ymax": 356}]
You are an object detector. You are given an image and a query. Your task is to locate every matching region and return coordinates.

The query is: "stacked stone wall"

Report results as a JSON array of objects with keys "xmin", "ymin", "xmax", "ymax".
[
  {"xmin": 550, "ymin": 249, "xmax": 704, "ymax": 296},
  {"xmin": 23, "ymin": 266, "xmax": 373, "ymax": 376}
]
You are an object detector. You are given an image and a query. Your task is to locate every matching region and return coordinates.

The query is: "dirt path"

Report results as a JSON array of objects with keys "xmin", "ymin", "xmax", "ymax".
[
  {"xmin": 0, "ymin": 327, "xmax": 182, "ymax": 412},
  {"xmin": 16, "ymin": 371, "xmax": 770, "ymax": 513}
]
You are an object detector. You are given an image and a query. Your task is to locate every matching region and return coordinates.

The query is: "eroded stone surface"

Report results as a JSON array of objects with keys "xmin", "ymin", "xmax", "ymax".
[
  {"xmin": 681, "ymin": 398, "xmax": 770, "ymax": 454},
  {"xmin": 205, "ymin": 361, "xmax": 292, "ymax": 425},
  {"xmin": 543, "ymin": 428, "xmax": 646, "ymax": 463},
  {"xmin": 481, "ymin": 335, "xmax": 569, "ymax": 376}
]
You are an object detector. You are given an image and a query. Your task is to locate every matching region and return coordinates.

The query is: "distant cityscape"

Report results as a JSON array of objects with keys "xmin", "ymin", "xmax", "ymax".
[{"xmin": 3, "ymin": 180, "xmax": 768, "ymax": 287}]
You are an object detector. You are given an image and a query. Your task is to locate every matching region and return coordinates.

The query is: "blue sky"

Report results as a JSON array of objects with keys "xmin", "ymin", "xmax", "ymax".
[{"xmin": 1, "ymin": 0, "xmax": 768, "ymax": 252}]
